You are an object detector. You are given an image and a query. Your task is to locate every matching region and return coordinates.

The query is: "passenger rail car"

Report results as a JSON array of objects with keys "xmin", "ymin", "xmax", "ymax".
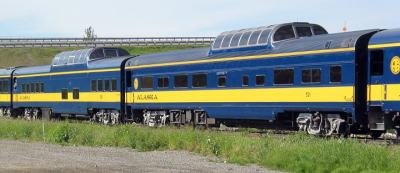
[{"xmin": 1, "ymin": 22, "xmax": 400, "ymax": 137}]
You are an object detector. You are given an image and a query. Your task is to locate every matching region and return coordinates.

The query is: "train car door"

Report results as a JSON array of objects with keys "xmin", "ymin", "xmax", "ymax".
[{"xmin": 369, "ymin": 49, "xmax": 385, "ymax": 106}]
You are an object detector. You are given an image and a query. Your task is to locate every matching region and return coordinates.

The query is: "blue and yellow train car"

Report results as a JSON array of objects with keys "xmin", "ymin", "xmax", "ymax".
[
  {"xmin": 124, "ymin": 22, "xmax": 390, "ymax": 136},
  {"xmin": 10, "ymin": 47, "xmax": 132, "ymax": 124}
]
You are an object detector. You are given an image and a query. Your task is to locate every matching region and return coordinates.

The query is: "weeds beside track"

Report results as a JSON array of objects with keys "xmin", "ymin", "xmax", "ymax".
[{"xmin": 0, "ymin": 118, "xmax": 399, "ymax": 173}]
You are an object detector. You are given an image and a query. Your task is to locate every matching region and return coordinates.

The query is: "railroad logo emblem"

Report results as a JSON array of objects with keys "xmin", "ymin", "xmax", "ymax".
[
  {"xmin": 390, "ymin": 56, "xmax": 400, "ymax": 75},
  {"xmin": 133, "ymin": 78, "xmax": 139, "ymax": 90}
]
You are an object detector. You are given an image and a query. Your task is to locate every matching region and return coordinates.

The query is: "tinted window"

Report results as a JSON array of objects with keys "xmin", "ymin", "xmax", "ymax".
[
  {"xmin": 61, "ymin": 89, "xmax": 68, "ymax": 100},
  {"xmin": 40, "ymin": 83, "xmax": 44, "ymax": 92},
  {"xmin": 302, "ymin": 69, "xmax": 321, "ymax": 83},
  {"xmin": 274, "ymin": 69, "xmax": 294, "ymax": 84},
  {"xmin": 26, "ymin": 83, "xmax": 30, "ymax": 93},
  {"xmin": 230, "ymin": 33, "xmax": 243, "ymax": 47},
  {"xmin": 90, "ymin": 49, "xmax": 104, "ymax": 59},
  {"xmin": 174, "ymin": 75, "xmax": 188, "ymax": 88},
  {"xmin": 258, "ymin": 29, "xmax": 271, "ymax": 44},
  {"xmin": 104, "ymin": 80, "xmax": 110, "ymax": 91},
  {"xmin": 212, "ymin": 35, "xmax": 224, "ymax": 49},
  {"xmin": 126, "ymin": 71, "xmax": 132, "ymax": 87},
  {"xmin": 30, "ymin": 83, "xmax": 35, "ymax": 93},
  {"xmin": 239, "ymin": 31, "xmax": 252, "ymax": 46},
  {"xmin": 73, "ymin": 88, "xmax": 79, "ymax": 99},
  {"xmin": 296, "ymin": 27, "xmax": 312, "ymax": 37},
  {"xmin": 330, "ymin": 66, "xmax": 342, "ymax": 82},
  {"xmin": 242, "ymin": 75, "xmax": 249, "ymax": 87},
  {"xmin": 371, "ymin": 50, "xmax": 384, "ymax": 76},
  {"xmin": 91, "ymin": 80, "xmax": 97, "ymax": 91},
  {"xmin": 35, "ymin": 83, "xmax": 40, "ymax": 92},
  {"xmin": 104, "ymin": 49, "xmax": 118, "ymax": 57},
  {"xmin": 22, "ymin": 84, "xmax": 26, "ymax": 93},
  {"xmin": 98, "ymin": 80, "xmax": 103, "ymax": 91},
  {"xmin": 2, "ymin": 81, "xmax": 7, "ymax": 93},
  {"xmin": 158, "ymin": 77, "xmax": 169, "ymax": 88},
  {"xmin": 217, "ymin": 75, "xmax": 226, "ymax": 87},
  {"xmin": 248, "ymin": 30, "xmax": 262, "ymax": 45},
  {"xmin": 313, "ymin": 25, "xmax": 328, "ymax": 35},
  {"xmin": 274, "ymin": 25, "xmax": 295, "ymax": 41},
  {"xmin": 142, "ymin": 77, "xmax": 153, "ymax": 89},
  {"xmin": 111, "ymin": 80, "xmax": 117, "ymax": 91},
  {"xmin": 221, "ymin": 34, "xmax": 234, "ymax": 48},
  {"xmin": 256, "ymin": 75, "xmax": 265, "ymax": 86},
  {"xmin": 192, "ymin": 74, "xmax": 207, "ymax": 88}
]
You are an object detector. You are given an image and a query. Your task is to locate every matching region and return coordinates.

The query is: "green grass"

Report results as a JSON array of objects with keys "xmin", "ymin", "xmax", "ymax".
[
  {"xmin": 0, "ymin": 45, "xmax": 203, "ymax": 68},
  {"xmin": 0, "ymin": 118, "xmax": 399, "ymax": 173}
]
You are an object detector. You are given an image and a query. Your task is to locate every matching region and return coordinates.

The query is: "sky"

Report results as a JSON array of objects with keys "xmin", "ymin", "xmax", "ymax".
[{"xmin": 0, "ymin": 0, "xmax": 399, "ymax": 37}]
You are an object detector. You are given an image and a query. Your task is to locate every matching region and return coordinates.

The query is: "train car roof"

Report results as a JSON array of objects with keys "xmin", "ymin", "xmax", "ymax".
[
  {"xmin": 212, "ymin": 29, "xmax": 380, "ymax": 58},
  {"xmin": 88, "ymin": 56, "xmax": 133, "ymax": 69},
  {"xmin": 14, "ymin": 65, "xmax": 51, "ymax": 75},
  {"xmin": 0, "ymin": 68, "xmax": 13, "ymax": 77},
  {"xmin": 126, "ymin": 48, "xmax": 210, "ymax": 67},
  {"xmin": 369, "ymin": 28, "xmax": 400, "ymax": 45}
]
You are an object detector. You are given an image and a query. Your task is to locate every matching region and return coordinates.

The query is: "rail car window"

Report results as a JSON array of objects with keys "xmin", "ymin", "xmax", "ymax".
[
  {"xmin": 111, "ymin": 80, "xmax": 117, "ymax": 91},
  {"xmin": 142, "ymin": 77, "xmax": 153, "ymax": 89},
  {"xmin": 242, "ymin": 75, "xmax": 249, "ymax": 87},
  {"xmin": 296, "ymin": 27, "xmax": 312, "ymax": 37},
  {"xmin": 212, "ymin": 35, "xmax": 224, "ymax": 49},
  {"xmin": 239, "ymin": 31, "xmax": 252, "ymax": 46},
  {"xmin": 158, "ymin": 77, "xmax": 169, "ymax": 88},
  {"xmin": 22, "ymin": 84, "xmax": 26, "ymax": 93},
  {"xmin": 230, "ymin": 33, "xmax": 243, "ymax": 47},
  {"xmin": 1, "ymin": 81, "xmax": 7, "ymax": 93},
  {"xmin": 302, "ymin": 69, "xmax": 321, "ymax": 83},
  {"xmin": 258, "ymin": 29, "xmax": 271, "ymax": 44},
  {"xmin": 174, "ymin": 75, "xmax": 188, "ymax": 88},
  {"xmin": 40, "ymin": 83, "xmax": 44, "ymax": 92},
  {"xmin": 91, "ymin": 80, "xmax": 97, "ymax": 91},
  {"xmin": 221, "ymin": 34, "xmax": 234, "ymax": 48},
  {"xmin": 90, "ymin": 49, "xmax": 105, "ymax": 59},
  {"xmin": 61, "ymin": 89, "xmax": 68, "ymax": 100},
  {"xmin": 104, "ymin": 80, "xmax": 110, "ymax": 91},
  {"xmin": 274, "ymin": 69, "xmax": 294, "ymax": 85},
  {"xmin": 98, "ymin": 80, "xmax": 103, "ymax": 91},
  {"xmin": 249, "ymin": 30, "xmax": 262, "ymax": 45},
  {"xmin": 192, "ymin": 74, "xmax": 207, "ymax": 88},
  {"xmin": 104, "ymin": 49, "xmax": 118, "ymax": 57},
  {"xmin": 73, "ymin": 89, "xmax": 79, "ymax": 99},
  {"xmin": 126, "ymin": 71, "xmax": 132, "ymax": 87},
  {"xmin": 370, "ymin": 50, "xmax": 384, "ymax": 76},
  {"xmin": 217, "ymin": 75, "xmax": 226, "ymax": 87},
  {"xmin": 30, "ymin": 83, "xmax": 35, "ymax": 93},
  {"xmin": 330, "ymin": 66, "xmax": 342, "ymax": 83},
  {"xmin": 256, "ymin": 75, "xmax": 265, "ymax": 86},
  {"xmin": 312, "ymin": 25, "xmax": 328, "ymax": 35},
  {"xmin": 35, "ymin": 83, "xmax": 40, "ymax": 93},
  {"xmin": 26, "ymin": 84, "xmax": 30, "ymax": 93},
  {"xmin": 274, "ymin": 25, "xmax": 295, "ymax": 42}
]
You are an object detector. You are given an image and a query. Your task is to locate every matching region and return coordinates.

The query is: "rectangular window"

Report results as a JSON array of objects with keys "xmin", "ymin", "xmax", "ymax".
[
  {"xmin": 97, "ymin": 80, "xmax": 103, "ymax": 91},
  {"xmin": 302, "ymin": 69, "xmax": 321, "ymax": 83},
  {"xmin": 242, "ymin": 75, "xmax": 249, "ymax": 87},
  {"xmin": 274, "ymin": 69, "xmax": 294, "ymax": 85},
  {"xmin": 0, "ymin": 81, "xmax": 4, "ymax": 92},
  {"xmin": 61, "ymin": 88, "xmax": 68, "ymax": 100},
  {"xmin": 126, "ymin": 71, "xmax": 132, "ymax": 87},
  {"xmin": 91, "ymin": 80, "xmax": 97, "ymax": 91},
  {"xmin": 73, "ymin": 88, "xmax": 79, "ymax": 99},
  {"xmin": 192, "ymin": 74, "xmax": 207, "ymax": 88},
  {"xmin": 26, "ymin": 83, "xmax": 30, "ymax": 93},
  {"xmin": 35, "ymin": 83, "xmax": 40, "ymax": 93},
  {"xmin": 40, "ymin": 83, "xmax": 44, "ymax": 92},
  {"xmin": 174, "ymin": 75, "xmax": 188, "ymax": 88},
  {"xmin": 141, "ymin": 77, "xmax": 153, "ymax": 89},
  {"xmin": 157, "ymin": 77, "xmax": 169, "ymax": 88},
  {"xmin": 30, "ymin": 83, "xmax": 35, "ymax": 93},
  {"xmin": 255, "ymin": 75, "xmax": 265, "ymax": 86},
  {"xmin": 371, "ymin": 50, "xmax": 384, "ymax": 76},
  {"xmin": 217, "ymin": 75, "xmax": 226, "ymax": 87},
  {"xmin": 104, "ymin": 80, "xmax": 110, "ymax": 91},
  {"xmin": 22, "ymin": 84, "xmax": 26, "ymax": 93},
  {"xmin": 330, "ymin": 66, "xmax": 342, "ymax": 83},
  {"xmin": 111, "ymin": 80, "xmax": 117, "ymax": 91}
]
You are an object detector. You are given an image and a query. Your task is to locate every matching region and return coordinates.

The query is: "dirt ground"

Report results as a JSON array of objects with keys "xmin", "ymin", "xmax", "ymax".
[{"xmin": 0, "ymin": 140, "xmax": 282, "ymax": 173}]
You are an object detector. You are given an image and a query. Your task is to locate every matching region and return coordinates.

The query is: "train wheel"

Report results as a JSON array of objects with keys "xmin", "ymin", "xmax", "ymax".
[{"xmin": 370, "ymin": 131, "xmax": 383, "ymax": 139}]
